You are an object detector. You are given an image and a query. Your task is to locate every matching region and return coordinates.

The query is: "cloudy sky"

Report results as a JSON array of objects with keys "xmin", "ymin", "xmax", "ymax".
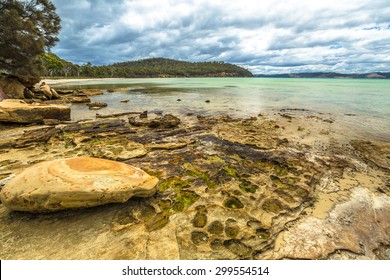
[{"xmin": 51, "ymin": 0, "xmax": 390, "ymax": 74}]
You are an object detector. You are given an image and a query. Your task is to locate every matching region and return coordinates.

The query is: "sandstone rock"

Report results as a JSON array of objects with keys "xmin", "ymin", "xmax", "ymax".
[
  {"xmin": 0, "ymin": 125, "xmax": 56, "ymax": 149},
  {"xmin": 78, "ymin": 89, "xmax": 104, "ymax": 96},
  {"xmin": 0, "ymin": 157, "xmax": 159, "ymax": 212},
  {"xmin": 23, "ymin": 88, "xmax": 36, "ymax": 99},
  {"xmin": 0, "ymin": 76, "xmax": 25, "ymax": 99},
  {"xmin": 70, "ymin": 96, "xmax": 91, "ymax": 103},
  {"xmin": 88, "ymin": 102, "xmax": 107, "ymax": 109},
  {"xmin": 56, "ymin": 90, "xmax": 74, "ymax": 95},
  {"xmin": 269, "ymin": 187, "xmax": 390, "ymax": 259},
  {"xmin": 140, "ymin": 111, "xmax": 148, "ymax": 119},
  {"xmin": 0, "ymin": 99, "xmax": 70, "ymax": 123},
  {"xmin": 89, "ymin": 141, "xmax": 148, "ymax": 161},
  {"xmin": 149, "ymin": 114, "xmax": 181, "ymax": 128},
  {"xmin": 17, "ymin": 76, "xmax": 40, "ymax": 88},
  {"xmin": 0, "ymin": 87, "xmax": 8, "ymax": 101},
  {"xmin": 129, "ymin": 114, "xmax": 181, "ymax": 129},
  {"xmin": 38, "ymin": 82, "xmax": 60, "ymax": 100},
  {"xmin": 129, "ymin": 116, "xmax": 150, "ymax": 127}
]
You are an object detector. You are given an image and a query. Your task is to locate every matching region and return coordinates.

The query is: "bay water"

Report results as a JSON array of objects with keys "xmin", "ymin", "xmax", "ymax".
[{"xmin": 52, "ymin": 77, "xmax": 390, "ymax": 140}]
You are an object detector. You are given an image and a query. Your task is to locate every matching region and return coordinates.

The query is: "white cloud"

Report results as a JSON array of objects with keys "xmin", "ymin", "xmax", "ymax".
[{"xmin": 51, "ymin": 0, "xmax": 390, "ymax": 73}]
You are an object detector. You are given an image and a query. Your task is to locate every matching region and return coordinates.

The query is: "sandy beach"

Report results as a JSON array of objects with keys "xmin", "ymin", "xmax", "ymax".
[{"xmin": 41, "ymin": 78, "xmax": 123, "ymax": 85}]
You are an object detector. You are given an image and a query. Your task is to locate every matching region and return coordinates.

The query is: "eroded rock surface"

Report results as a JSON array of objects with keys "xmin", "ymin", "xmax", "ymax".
[
  {"xmin": 0, "ymin": 157, "xmax": 158, "ymax": 212},
  {"xmin": 269, "ymin": 187, "xmax": 390, "ymax": 259},
  {"xmin": 0, "ymin": 112, "xmax": 389, "ymax": 259}
]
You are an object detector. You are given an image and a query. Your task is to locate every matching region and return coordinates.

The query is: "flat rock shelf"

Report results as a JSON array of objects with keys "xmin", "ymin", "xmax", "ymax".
[{"xmin": 0, "ymin": 110, "xmax": 389, "ymax": 260}]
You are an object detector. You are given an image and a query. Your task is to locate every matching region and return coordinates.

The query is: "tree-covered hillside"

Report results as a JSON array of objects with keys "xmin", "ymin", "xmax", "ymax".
[{"xmin": 41, "ymin": 54, "xmax": 253, "ymax": 78}]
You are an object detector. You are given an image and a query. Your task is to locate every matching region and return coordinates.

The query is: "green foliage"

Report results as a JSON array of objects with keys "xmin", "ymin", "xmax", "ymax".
[
  {"xmin": 0, "ymin": 0, "xmax": 61, "ymax": 79},
  {"xmin": 41, "ymin": 56, "xmax": 253, "ymax": 78},
  {"xmin": 40, "ymin": 53, "xmax": 81, "ymax": 77}
]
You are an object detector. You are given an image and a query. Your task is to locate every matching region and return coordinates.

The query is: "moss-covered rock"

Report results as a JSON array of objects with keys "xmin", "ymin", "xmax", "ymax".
[
  {"xmin": 172, "ymin": 191, "xmax": 199, "ymax": 212},
  {"xmin": 223, "ymin": 196, "xmax": 244, "ymax": 209},
  {"xmin": 193, "ymin": 212, "xmax": 208, "ymax": 228},
  {"xmin": 207, "ymin": 220, "xmax": 224, "ymax": 235},
  {"xmin": 223, "ymin": 239, "xmax": 252, "ymax": 258},
  {"xmin": 191, "ymin": 231, "xmax": 209, "ymax": 245}
]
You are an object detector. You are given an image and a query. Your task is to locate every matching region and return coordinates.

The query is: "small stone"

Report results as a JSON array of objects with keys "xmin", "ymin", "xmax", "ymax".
[
  {"xmin": 140, "ymin": 111, "xmax": 148, "ymax": 118},
  {"xmin": 79, "ymin": 89, "xmax": 103, "ymax": 96},
  {"xmin": 70, "ymin": 97, "xmax": 91, "ymax": 103},
  {"xmin": 88, "ymin": 102, "xmax": 107, "ymax": 109},
  {"xmin": 148, "ymin": 114, "xmax": 181, "ymax": 129}
]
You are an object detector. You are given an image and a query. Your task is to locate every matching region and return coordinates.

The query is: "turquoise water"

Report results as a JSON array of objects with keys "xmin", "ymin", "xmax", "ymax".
[{"xmin": 53, "ymin": 78, "xmax": 390, "ymax": 139}]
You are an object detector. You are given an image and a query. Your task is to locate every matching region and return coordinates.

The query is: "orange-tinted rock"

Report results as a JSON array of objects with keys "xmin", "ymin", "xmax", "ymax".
[{"xmin": 0, "ymin": 157, "xmax": 158, "ymax": 212}]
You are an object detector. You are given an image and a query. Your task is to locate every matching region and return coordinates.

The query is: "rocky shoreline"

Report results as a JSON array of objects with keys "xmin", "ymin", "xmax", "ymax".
[{"xmin": 0, "ymin": 89, "xmax": 389, "ymax": 259}]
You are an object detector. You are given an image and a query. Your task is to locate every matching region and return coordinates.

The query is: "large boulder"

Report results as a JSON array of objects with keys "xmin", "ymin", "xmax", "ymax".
[
  {"xmin": 149, "ymin": 114, "xmax": 181, "ymax": 128},
  {"xmin": 0, "ymin": 99, "xmax": 70, "ymax": 123},
  {"xmin": 0, "ymin": 76, "xmax": 25, "ymax": 99},
  {"xmin": 0, "ymin": 157, "xmax": 159, "ymax": 212}
]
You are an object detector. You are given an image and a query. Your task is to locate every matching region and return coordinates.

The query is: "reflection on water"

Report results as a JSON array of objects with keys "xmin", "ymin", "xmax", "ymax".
[{"xmin": 52, "ymin": 78, "xmax": 390, "ymax": 139}]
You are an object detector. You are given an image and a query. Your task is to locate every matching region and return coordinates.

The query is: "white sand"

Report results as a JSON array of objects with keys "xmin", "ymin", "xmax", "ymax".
[{"xmin": 40, "ymin": 78, "xmax": 122, "ymax": 85}]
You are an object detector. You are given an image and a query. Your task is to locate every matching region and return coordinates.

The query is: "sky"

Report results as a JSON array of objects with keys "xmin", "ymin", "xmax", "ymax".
[{"xmin": 51, "ymin": 0, "xmax": 390, "ymax": 74}]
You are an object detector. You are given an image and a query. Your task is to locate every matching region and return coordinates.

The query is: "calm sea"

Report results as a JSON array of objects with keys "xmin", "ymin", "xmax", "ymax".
[{"xmin": 52, "ymin": 78, "xmax": 390, "ymax": 140}]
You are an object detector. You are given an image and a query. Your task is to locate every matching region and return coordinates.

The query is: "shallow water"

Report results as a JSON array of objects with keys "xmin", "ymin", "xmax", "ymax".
[{"xmin": 52, "ymin": 77, "xmax": 390, "ymax": 140}]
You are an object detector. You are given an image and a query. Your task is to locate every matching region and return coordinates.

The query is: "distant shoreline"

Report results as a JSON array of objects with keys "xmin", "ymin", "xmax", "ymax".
[
  {"xmin": 41, "ymin": 78, "xmax": 123, "ymax": 85},
  {"xmin": 255, "ymin": 72, "xmax": 390, "ymax": 79}
]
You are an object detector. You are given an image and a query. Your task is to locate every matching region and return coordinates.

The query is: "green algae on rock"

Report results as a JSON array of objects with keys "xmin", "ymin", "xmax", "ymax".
[
  {"xmin": 193, "ymin": 212, "xmax": 208, "ymax": 228},
  {"xmin": 191, "ymin": 231, "xmax": 209, "ymax": 245},
  {"xmin": 207, "ymin": 220, "xmax": 224, "ymax": 235},
  {"xmin": 0, "ymin": 109, "xmax": 389, "ymax": 260},
  {"xmin": 223, "ymin": 196, "xmax": 244, "ymax": 209}
]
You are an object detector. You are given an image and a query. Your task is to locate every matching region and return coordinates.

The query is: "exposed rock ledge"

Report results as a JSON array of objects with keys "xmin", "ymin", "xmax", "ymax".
[{"xmin": 0, "ymin": 99, "xmax": 70, "ymax": 123}]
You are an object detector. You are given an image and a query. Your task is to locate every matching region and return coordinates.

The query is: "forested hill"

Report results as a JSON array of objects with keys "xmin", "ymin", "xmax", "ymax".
[{"xmin": 41, "ymin": 54, "xmax": 253, "ymax": 78}]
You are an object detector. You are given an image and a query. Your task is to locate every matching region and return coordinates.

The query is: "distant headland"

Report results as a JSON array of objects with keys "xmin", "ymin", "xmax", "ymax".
[{"xmin": 41, "ymin": 53, "xmax": 253, "ymax": 78}]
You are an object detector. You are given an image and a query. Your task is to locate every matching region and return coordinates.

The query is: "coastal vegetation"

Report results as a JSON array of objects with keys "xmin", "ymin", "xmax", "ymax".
[
  {"xmin": 1, "ymin": 0, "xmax": 390, "ymax": 261},
  {"xmin": 40, "ymin": 53, "xmax": 253, "ymax": 78},
  {"xmin": 0, "ymin": 0, "xmax": 250, "ymax": 97},
  {"xmin": 0, "ymin": 0, "xmax": 60, "ymax": 82}
]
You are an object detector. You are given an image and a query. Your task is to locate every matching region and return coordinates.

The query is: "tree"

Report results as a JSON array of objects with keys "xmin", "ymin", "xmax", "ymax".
[{"xmin": 0, "ymin": 0, "xmax": 60, "ymax": 81}]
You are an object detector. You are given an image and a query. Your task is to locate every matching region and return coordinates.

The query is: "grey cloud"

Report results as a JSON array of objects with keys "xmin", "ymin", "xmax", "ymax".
[{"xmin": 51, "ymin": 0, "xmax": 390, "ymax": 73}]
